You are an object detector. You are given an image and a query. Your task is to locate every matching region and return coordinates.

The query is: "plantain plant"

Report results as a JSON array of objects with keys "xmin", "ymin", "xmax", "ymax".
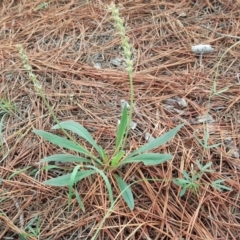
[
  {"xmin": 34, "ymin": 120, "xmax": 182, "ymax": 210},
  {"xmin": 19, "ymin": 4, "xmax": 182, "ymax": 210}
]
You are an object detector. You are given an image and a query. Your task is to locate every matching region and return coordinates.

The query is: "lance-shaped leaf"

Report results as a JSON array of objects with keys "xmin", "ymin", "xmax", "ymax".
[
  {"xmin": 40, "ymin": 154, "xmax": 91, "ymax": 164},
  {"xmin": 196, "ymin": 160, "xmax": 213, "ymax": 173},
  {"xmin": 111, "ymin": 151, "xmax": 125, "ymax": 167},
  {"xmin": 212, "ymin": 179, "xmax": 232, "ymax": 191},
  {"xmin": 116, "ymin": 105, "xmax": 128, "ymax": 150},
  {"xmin": 75, "ymin": 189, "xmax": 85, "ymax": 212},
  {"xmin": 115, "ymin": 174, "xmax": 134, "ymax": 210},
  {"xmin": 126, "ymin": 124, "xmax": 183, "ymax": 159},
  {"xmin": 85, "ymin": 165, "xmax": 114, "ymax": 206},
  {"xmin": 68, "ymin": 165, "xmax": 82, "ymax": 209},
  {"xmin": 52, "ymin": 121, "xmax": 106, "ymax": 160},
  {"xmin": 119, "ymin": 153, "xmax": 173, "ymax": 166},
  {"xmin": 33, "ymin": 130, "xmax": 91, "ymax": 156},
  {"xmin": 43, "ymin": 170, "xmax": 95, "ymax": 186}
]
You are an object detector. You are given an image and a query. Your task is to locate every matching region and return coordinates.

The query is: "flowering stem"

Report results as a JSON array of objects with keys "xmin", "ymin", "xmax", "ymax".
[
  {"xmin": 123, "ymin": 68, "xmax": 134, "ymax": 149},
  {"xmin": 18, "ymin": 45, "xmax": 101, "ymax": 163},
  {"xmin": 109, "ymin": 4, "xmax": 134, "ymax": 153}
]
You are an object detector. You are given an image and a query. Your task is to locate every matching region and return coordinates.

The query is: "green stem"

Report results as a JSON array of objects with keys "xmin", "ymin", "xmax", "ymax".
[
  {"xmin": 18, "ymin": 45, "xmax": 102, "ymax": 165},
  {"xmin": 121, "ymin": 71, "xmax": 134, "ymax": 151},
  {"xmin": 108, "ymin": 4, "xmax": 134, "ymax": 155}
]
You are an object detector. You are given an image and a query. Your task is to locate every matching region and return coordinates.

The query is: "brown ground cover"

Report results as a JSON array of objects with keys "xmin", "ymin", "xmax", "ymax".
[{"xmin": 0, "ymin": 0, "xmax": 240, "ymax": 239}]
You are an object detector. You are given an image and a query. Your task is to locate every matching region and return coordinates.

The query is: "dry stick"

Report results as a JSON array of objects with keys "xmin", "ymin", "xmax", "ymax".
[
  {"xmin": 202, "ymin": 25, "xmax": 240, "ymax": 40},
  {"xmin": 0, "ymin": 214, "xmax": 28, "ymax": 239}
]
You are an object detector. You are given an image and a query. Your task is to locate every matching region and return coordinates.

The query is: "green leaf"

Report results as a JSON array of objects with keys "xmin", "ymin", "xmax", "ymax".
[
  {"xmin": 213, "ymin": 179, "xmax": 225, "ymax": 184},
  {"xmin": 173, "ymin": 178, "xmax": 190, "ymax": 186},
  {"xmin": 179, "ymin": 188, "xmax": 187, "ymax": 197},
  {"xmin": 115, "ymin": 174, "xmax": 134, "ymax": 210},
  {"xmin": 194, "ymin": 133, "xmax": 221, "ymax": 149},
  {"xmin": 99, "ymin": 147, "xmax": 108, "ymax": 162},
  {"xmin": 182, "ymin": 170, "xmax": 190, "ymax": 180},
  {"xmin": 43, "ymin": 170, "xmax": 95, "ymax": 186},
  {"xmin": 40, "ymin": 154, "xmax": 91, "ymax": 164},
  {"xmin": 197, "ymin": 160, "xmax": 213, "ymax": 172},
  {"xmin": 180, "ymin": 188, "xmax": 187, "ymax": 197},
  {"xmin": 191, "ymin": 174, "xmax": 201, "ymax": 182},
  {"xmin": 116, "ymin": 105, "xmax": 128, "ymax": 150},
  {"xmin": 126, "ymin": 124, "xmax": 183, "ymax": 159},
  {"xmin": 85, "ymin": 165, "xmax": 114, "ymax": 206},
  {"xmin": 174, "ymin": 178, "xmax": 199, "ymax": 197},
  {"xmin": 119, "ymin": 153, "xmax": 173, "ymax": 166},
  {"xmin": 205, "ymin": 143, "xmax": 221, "ymax": 149},
  {"xmin": 8, "ymin": 166, "xmax": 31, "ymax": 180},
  {"xmin": 196, "ymin": 160, "xmax": 203, "ymax": 170},
  {"xmin": 111, "ymin": 150, "xmax": 125, "ymax": 167},
  {"xmin": 33, "ymin": 130, "xmax": 91, "ymax": 156},
  {"xmin": 194, "ymin": 133, "xmax": 204, "ymax": 147},
  {"xmin": 75, "ymin": 189, "xmax": 85, "ymax": 212},
  {"xmin": 203, "ymin": 129, "xmax": 209, "ymax": 148},
  {"xmin": 52, "ymin": 121, "xmax": 106, "ymax": 160},
  {"xmin": 68, "ymin": 165, "xmax": 82, "ymax": 209},
  {"xmin": 24, "ymin": 215, "xmax": 41, "ymax": 234},
  {"xmin": 212, "ymin": 179, "xmax": 232, "ymax": 191}
]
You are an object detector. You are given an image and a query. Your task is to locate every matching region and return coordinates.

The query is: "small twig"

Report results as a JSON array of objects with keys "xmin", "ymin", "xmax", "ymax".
[{"xmin": 202, "ymin": 25, "xmax": 240, "ymax": 40}]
